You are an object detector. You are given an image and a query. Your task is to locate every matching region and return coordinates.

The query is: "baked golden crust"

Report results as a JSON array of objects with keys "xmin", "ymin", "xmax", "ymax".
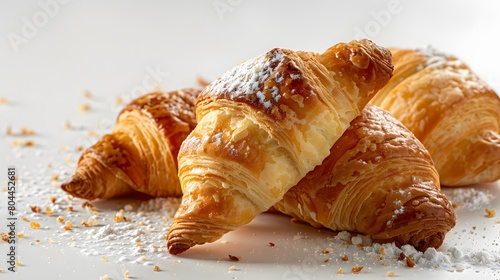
[
  {"xmin": 167, "ymin": 39, "xmax": 393, "ymax": 255},
  {"xmin": 274, "ymin": 105, "xmax": 456, "ymax": 251},
  {"xmin": 371, "ymin": 47, "xmax": 500, "ymax": 186},
  {"xmin": 61, "ymin": 89, "xmax": 199, "ymax": 199}
]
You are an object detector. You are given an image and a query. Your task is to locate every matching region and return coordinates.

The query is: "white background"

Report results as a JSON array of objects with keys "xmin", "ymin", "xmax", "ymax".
[{"xmin": 1, "ymin": 1, "xmax": 500, "ymax": 279}]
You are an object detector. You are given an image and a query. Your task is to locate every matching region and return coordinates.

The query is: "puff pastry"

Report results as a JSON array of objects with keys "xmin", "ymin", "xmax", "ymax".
[
  {"xmin": 273, "ymin": 104, "xmax": 456, "ymax": 251},
  {"xmin": 61, "ymin": 89, "xmax": 199, "ymax": 199},
  {"xmin": 371, "ymin": 47, "xmax": 500, "ymax": 186},
  {"xmin": 167, "ymin": 39, "xmax": 394, "ymax": 254}
]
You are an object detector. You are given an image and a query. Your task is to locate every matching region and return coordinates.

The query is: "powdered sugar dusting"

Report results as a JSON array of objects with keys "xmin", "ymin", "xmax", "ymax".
[{"xmin": 207, "ymin": 49, "xmax": 299, "ymax": 110}]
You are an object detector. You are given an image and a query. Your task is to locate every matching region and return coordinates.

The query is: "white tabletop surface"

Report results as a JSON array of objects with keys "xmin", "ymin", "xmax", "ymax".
[{"xmin": 1, "ymin": 1, "xmax": 500, "ymax": 279}]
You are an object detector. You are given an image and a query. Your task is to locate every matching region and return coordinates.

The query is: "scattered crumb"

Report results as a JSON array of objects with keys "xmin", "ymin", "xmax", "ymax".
[
  {"xmin": 486, "ymin": 208, "xmax": 496, "ymax": 218},
  {"xmin": 15, "ymin": 260, "xmax": 21, "ymax": 266},
  {"xmin": 49, "ymin": 196, "xmax": 57, "ymax": 203},
  {"xmin": 0, "ymin": 232, "xmax": 8, "ymax": 242},
  {"xmin": 68, "ymin": 206, "xmax": 74, "ymax": 212},
  {"xmin": 229, "ymin": 265, "xmax": 236, "ymax": 271},
  {"xmin": 322, "ymin": 250, "xmax": 330, "ymax": 254},
  {"xmin": 17, "ymin": 232, "xmax": 25, "ymax": 239},
  {"xmin": 101, "ymin": 256, "xmax": 108, "ymax": 262},
  {"xmin": 341, "ymin": 255, "xmax": 349, "ymax": 261},
  {"xmin": 51, "ymin": 175, "xmax": 59, "ymax": 181},
  {"xmin": 99, "ymin": 274, "xmax": 109, "ymax": 280},
  {"xmin": 46, "ymin": 206, "xmax": 53, "ymax": 217},
  {"xmin": 136, "ymin": 242, "xmax": 142, "ymax": 247},
  {"xmin": 398, "ymin": 252, "xmax": 406, "ymax": 261},
  {"xmin": 30, "ymin": 221, "xmax": 41, "ymax": 229},
  {"xmin": 269, "ymin": 242, "xmax": 275, "ymax": 247},
  {"xmin": 114, "ymin": 209, "xmax": 129, "ymax": 222},
  {"xmin": 379, "ymin": 246, "xmax": 386, "ymax": 256},
  {"xmin": 337, "ymin": 267, "xmax": 343, "ymax": 275},
  {"xmin": 116, "ymin": 96, "xmax": 123, "ymax": 105},
  {"xmin": 6, "ymin": 126, "xmax": 12, "ymax": 136},
  {"xmin": 22, "ymin": 217, "xmax": 29, "ymax": 222},
  {"xmin": 12, "ymin": 140, "xmax": 35, "ymax": 147},
  {"xmin": 47, "ymin": 238, "xmax": 54, "ymax": 244},
  {"xmin": 228, "ymin": 255, "xmax": 240, "ymax": 262},
  {"xmin": 20, "ymin": 127, "xmax": 35, "ymax": 135},
  {"xmin": 79, "ymin": 103, "xmax": 90, "ymax": 112},
  {"xmin": 64, "ymin": 121, "xmax": 72, "ymax": 129},
  {"xmin": 385, "ymin": 271, "xmax": 395, "ymax": 277},
  {"xmin": 84, "ymin": 91, "xmax": 92, "ymax": 99},
  {"xmin": 456, "ymin": 266, "xmax": 464, "ymax": 272},
  {"xmin": 63, "ymin": 221, "xmax": 76, "ymax": 231},
  {"xmin": 35, "ymin": 239, "xmax": 40, "ymax": 243},
  {"xmin": 124, "ymin": 270, "xmax": 130, "ymax": 278},
  {"xmin": 76, "ymin": 146, "xmax": 84, "ymax": 152},
  {"xmin": 406, "ymin": 256, "xmax": 415, "ymax": 268},
  {"xmin": 153, "ymin": 265, "xmax": 160, "ymax": 272},
  {"xmin": 0, "ymin": 97, "xmax": 7, "ymax": 104},
  {"xmin": 82, "ymin": 202, "xmax": 99, "ymax": 215},
  {"xmin": 57, "ymin": 216, "xmax": 65, "ymax": 223},
  {"xmin": 351, "ymin": 266, "xmax": 364, "ymax": 273},
  {"xmin": 87, "ymin": 130, "xmax": 97, "ymax": 137},
  {"xmin": 175, "ymin": 260, "xmax": 181, "ymax": 264}
]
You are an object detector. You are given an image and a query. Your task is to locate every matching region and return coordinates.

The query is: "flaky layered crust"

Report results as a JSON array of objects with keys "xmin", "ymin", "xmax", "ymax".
[
  {"xmin": 371, "ymin": 48, "xmax": 500, "ymax": 186},
  {"xmin": 167, "ymin": 39, "xmax": 393, "ymax": 255},
  {"xmin": 274, "ymin": 105, "xmax": 456, "ymax": 251},
  {"xmin": 61, "ymin": 89, "xmax": 199, "ymax": 199}
]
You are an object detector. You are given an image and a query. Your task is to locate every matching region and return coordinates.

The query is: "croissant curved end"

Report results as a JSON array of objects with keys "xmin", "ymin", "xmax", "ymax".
[{"xmin": 61, "ymin": 176, "xmax": 98, "ymax": 200}]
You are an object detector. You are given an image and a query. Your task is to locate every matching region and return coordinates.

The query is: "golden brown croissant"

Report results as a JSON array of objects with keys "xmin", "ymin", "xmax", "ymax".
[
  {"xmin": 370, "ymin": 47, "xmax": 500, "ymax": 186},
  {"xmin": 167, "ymin": 39, "xmax": 394, "ymax": 255},
  {"xmin": 273, "ymin": 104, "xmax": 457, "ymax": 252},
  {"xmin": 61, "ymin": 89, "xmax": 199, "ymax": 200}
]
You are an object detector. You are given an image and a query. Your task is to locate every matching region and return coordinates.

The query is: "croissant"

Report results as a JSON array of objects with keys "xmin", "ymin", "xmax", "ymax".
[
  {"xmin": 273, "ymin": 104, "xmax": 457, "ymax": 251},
  {"xmin": 370, "ymin": 47, "xmax": 500, "ymax": 186},
  {"xmin": 167, "ymin": 39, "xmax": 394, "ymax": 255},
  {"xmin": 61, "ymin": 89, "xmax": 199, "ymax": 200}
]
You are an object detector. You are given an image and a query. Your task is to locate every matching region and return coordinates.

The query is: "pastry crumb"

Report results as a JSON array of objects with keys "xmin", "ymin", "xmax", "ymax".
[
  {"xmin": 99, "ymin": 274, "xmax": 109, "ymax": 280},
  {"xmin": 269, "ymin": 242, "xmax": 275, "ymax": 247},
  {"xmin": 341, "ymin": 255, "xmax": 349, "ymax": 261},
  {"xmin": 46, "ymin": 206, "xmax": 53, "ymax": 217},
  {"xmin": 385, "ymin": 271, "xmax": 395, "ymax": 277},
  {"xmin": 47, "ymin": 238, "xmax": 54, "ymax": 244},
  {"xmin": 337, "ymin": 267, "xmax": 343, "ymax": 275},
  {"xmin": 0, "ymin": 232, "xmax": 8, "ymax": 242},
  {"xmin": 153, "ymin": 265, "xmax": 160, "ymax": 272},
  {"xmin": 114, "ymin": 209, "xmax": 129, "ymax": 222},
  {"xmin": 406, "ymin": 256, "xmax": 415, "ymax": 268},
  {"xmin": 101, "ymin": 256, "xmax": 108, "ymax": 262},
  {"xmin": 49, "ymin": 196, "xmax": 57, "ymax": 203},
  {"xmin": 456, "ymin": 266, "xmax": 464, "ymax": 272},
  {"xmin": 0, "ymin": 97, "xmax": 8, "ymax": 104},
  {"xmin": 15, "ymin": 260, "xmax": 21, "ymax": 266},
  {"xmin": 351, "ymin": 266, "xmax": 364, "ymax": 273},
  {"xmin": 17, "ymin": 232, "xmax": 25, "ymax": 238},
  {"xmin": 228, "ymin": 254, "xmax": 240, "ymax": 261},
  {"xmin": 57, "ymin": 216, "xmax": 65, "ymax": 223},
  {"xmin": 30, "ymin": 221, "xmax": 41, "ymax": 229},
  {"xmin": 124, "ymin": 270, "xmax": 130, "ymax": 278},
  {"xmin": 67, "ymin": 206, "xmax": 74, "ymax": 212},
  {"xmin": 116, "ymin": 96, "xmax": 123, "ymax": 105},
  {"xmin": 79, "ymin": 103, "xmax": 90, "ymax": 112},
  {"xmin": 229, "ymin": 265, "xmax": 236, "ymax": 271},
  {"xmin": 84, "ymin": 90, "xmax": 92, "ymax": 99},
  {"xmin": 64, "ymin": 121, "xmax": 72, "ymax": 129},
  {"xmin": 322, "ymin": 249, "xmax": 330, "ymax": 254},
  {"xmin": 486, "ymin": 208, "xmax": 496, "ymax": 218},
  {"xmin": 22, "ymin": 217, "xmax": 29, "ymax": 222}
]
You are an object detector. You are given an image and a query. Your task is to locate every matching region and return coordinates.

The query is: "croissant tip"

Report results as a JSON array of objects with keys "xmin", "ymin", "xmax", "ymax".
[
  {"xmin": 167, "ymin": 242, "xmax": 191, "ymax": 255},
  {"xmin": 60, "ymin": 176, "xmax": 96, "ymax": 200}
]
